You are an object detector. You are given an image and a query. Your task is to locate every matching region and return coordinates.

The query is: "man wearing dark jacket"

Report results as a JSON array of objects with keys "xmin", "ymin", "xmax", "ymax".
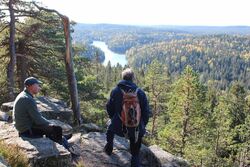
[{"xmin": 104, "ymin": 68, "xmax": 150, "ymax": 167}]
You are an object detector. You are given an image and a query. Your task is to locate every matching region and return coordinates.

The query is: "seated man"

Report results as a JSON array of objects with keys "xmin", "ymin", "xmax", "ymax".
[{"xmin": 13, "ymin": 77, "xmax": 70, "ymax": 150}]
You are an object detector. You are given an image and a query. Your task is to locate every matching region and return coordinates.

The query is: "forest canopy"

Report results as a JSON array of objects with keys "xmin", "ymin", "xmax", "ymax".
[{"xmin": 0, "ymin": 1, "xmax": 249, "ymax": 166}]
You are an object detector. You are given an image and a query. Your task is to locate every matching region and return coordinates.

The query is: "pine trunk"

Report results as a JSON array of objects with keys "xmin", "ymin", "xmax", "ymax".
[
  {"xmin": 62, "ymin": 16, "xmax": 82, "ymax": 125},
  {"xmin": 7, "ymin": 0, "xmax": 16, "ymax": 100},
  {"xmin": 151, "ymin": 99, "xmax": 157, "ymax": 135},
  {"xmin": 16, "ymin": 40, "xmax": 27, "ymax": 91}
]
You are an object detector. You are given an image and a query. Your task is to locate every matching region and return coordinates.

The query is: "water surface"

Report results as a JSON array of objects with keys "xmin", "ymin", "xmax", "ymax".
[{"xmin": 92, "ymin": 41, "xmax": 127, "ymax": 66}]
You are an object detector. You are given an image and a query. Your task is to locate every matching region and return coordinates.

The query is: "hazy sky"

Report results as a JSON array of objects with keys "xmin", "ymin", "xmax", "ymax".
[{"xmin": 37, "ymin": 0, "xmax": 250, "ymax": 26}]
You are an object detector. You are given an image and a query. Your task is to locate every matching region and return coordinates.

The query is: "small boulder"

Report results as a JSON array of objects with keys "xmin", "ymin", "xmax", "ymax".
[
  {"xmin": 36, "ymin": 96, "xmax": 73, "ymax": 124},
  {"xmin": 148, "ymin": 145, "xmax": 190, "ymax": 167},
  {"xmin": 1, "ymin": 102, "xmax": 13, "ymax": 113},
  {"xmin": 49, "ymin": 119, "xmax": 73, "ymax": 136},
  {"xmin": 80, "ymin": 123, "xmax": 103, "ymax": 132},
  {"xmin": 0, "ymin": 111, "xmax": 10, "ymax": 122},
  {"xmin": 1, "ymin": 96, "xmax": 73, "ymax": 125}
]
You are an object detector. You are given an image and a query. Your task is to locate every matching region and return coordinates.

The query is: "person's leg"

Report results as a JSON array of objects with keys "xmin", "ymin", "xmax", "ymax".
[
  {"xmin": 46, "ymin": 125, "xmax": 63, "ymax": 144},
  {"xmin": 30, "ymin": 127, "xmax": 45, "ymax": 138},
  {"xmin": 19, "ymin": 129, "xmax": 42, "ymax": 138},
  {"xmin": 104, "ymin": 129, "xmax": 114, "ymax": 155},
  {"xmin": 33, "ymin": 125, "xmax": 71, "ymax": 149},
  {"xmin": 32, "ymin": 125, "xmax": 62, "ymax": 143},
  {"xmin": 129, "ymin": 136, "xmax": 142, "ymax": 167}
]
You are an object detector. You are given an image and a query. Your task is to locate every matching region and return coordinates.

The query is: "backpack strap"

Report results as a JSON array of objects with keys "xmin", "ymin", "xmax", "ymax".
[
  {"xmin": 119, "ymin": 87, "xmax": 139, "ymax": 94},
  {"xmin": 135, "ymin": 88, "xmax": 139, "ymax": 94},
  {"xmin": 119, "ymin": 87, "xmax": 125, "ymax": 95}
]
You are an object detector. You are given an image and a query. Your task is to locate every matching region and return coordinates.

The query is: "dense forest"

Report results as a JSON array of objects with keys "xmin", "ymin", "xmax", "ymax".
[
  {"xmin": 0, "ymin": 1, "xmax": 249, "ymax": 166},
  {"xmin": 73, "ymin": 24, "xmax": 250, "ymax": 90}
]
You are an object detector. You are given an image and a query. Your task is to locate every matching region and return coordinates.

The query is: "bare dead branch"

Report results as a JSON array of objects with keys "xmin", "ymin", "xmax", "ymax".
[
  {"xmin": 16, "ymin": 53, "xmax": 26, "ymax": 57},
  {"xmin": 15, "ymin": 13, "xmax": 36, "ymax": 18},
  {"xmin": 32, "ymin": 2, "xmax": 64, "ymax": 17},
  {"xmin": 0, "ymin": 15, "xmax": 7, "ymax": 19},
  {"xmin": 13, "ymin": 9, "xmax": 35, "ymax": 14}
]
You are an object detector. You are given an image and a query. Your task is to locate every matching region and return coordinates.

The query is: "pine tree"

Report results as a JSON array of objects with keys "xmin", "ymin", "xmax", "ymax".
[
  {"xmin": 144, "ymin": 59, "xmax": 170, "ymax": 135},
  {"xmin": 104, "ymin": 61, "xmax": 113, "ymax": 92},
  {"xmin": 159, "ymin": 66, "xmax": 206, "ymax": 160}
]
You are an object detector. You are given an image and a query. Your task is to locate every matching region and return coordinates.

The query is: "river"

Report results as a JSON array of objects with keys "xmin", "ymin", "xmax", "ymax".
[{"xmin": 92, "ymin": 41, "xmax": 127, "ymax": 66}]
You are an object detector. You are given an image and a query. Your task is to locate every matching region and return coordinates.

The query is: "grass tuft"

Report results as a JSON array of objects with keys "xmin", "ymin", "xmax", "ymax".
[{"xmin": 0, "ymin": 140, "xmax": 29, "ymax": 167}]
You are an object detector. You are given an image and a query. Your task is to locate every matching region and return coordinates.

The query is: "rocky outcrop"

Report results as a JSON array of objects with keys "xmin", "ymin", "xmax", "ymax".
[
  {"xmin": 0, "ymin": 121, "xmax": 189, "ymax": 167},
  {"xmin": 0, "ymin": 96, "xmax": 74, "ymax": 167},
  {"xmin": 1, "ymin": 96, "xmax": 73, "ymax": 124},
  {"xmin": 0, "ymin": 122, "xmax": 71, "ymax": 167},
  {"xmin": 0, "ymin": 96, "xmax": 189, "ymax": 167},
  {"xmin": 75, "ymin": 132, "xmax": 189, "ymax": 167},
  {"xmin": 49, "ymin": 119, "xmax": 73, "ymax": 136},
  {"xmin": 36, "ymin": 97, "xmax": 73, "ymax": 124}
]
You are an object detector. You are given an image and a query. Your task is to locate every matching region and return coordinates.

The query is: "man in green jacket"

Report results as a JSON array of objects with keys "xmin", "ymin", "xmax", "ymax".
[{"xmin": 13, "ymin": 77, "xmax": 69, "ymax": 148}]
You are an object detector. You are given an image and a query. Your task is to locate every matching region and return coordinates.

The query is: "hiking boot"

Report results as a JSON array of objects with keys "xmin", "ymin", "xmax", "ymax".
[
  {"xmin": 104, "ymin": 143, "xmax": 113, "ymax": 156},
  {"xmin": 68, "ymin": 144, "xmax": 81, "ymax": 156}
]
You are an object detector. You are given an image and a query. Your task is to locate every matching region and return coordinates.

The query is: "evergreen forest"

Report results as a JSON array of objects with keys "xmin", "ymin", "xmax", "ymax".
[{"xmin": 0, "ymin": 1, "xmax": 249, "ymax": 166}]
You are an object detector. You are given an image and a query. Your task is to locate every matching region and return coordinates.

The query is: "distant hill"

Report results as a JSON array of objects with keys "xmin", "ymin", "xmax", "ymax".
[
  {"xmin": 72, "ymin": 24, "xmax": 250, "ymax": 54},
  {"xmin": 73, "ymin": 24, "xmax": 250, "ymax": 37},
  {"xmin": 155, "ymin": 25, "xmax": 250, "ymax": 35}
]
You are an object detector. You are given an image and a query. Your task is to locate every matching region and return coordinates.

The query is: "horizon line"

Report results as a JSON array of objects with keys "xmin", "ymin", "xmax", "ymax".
[{"xmin": 74, "ymin": 22, "xmax": 250, "ymax": 27}]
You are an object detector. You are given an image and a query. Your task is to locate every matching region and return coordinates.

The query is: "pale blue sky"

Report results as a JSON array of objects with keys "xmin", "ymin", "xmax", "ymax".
[{"xmin": 37, "ymin": 0, "xmax": 250, "ymax": 26}]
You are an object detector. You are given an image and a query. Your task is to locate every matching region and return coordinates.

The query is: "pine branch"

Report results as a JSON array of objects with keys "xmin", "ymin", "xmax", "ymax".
[
  {"xmin": 15, "ymin": 27, "xmax": 29, "ymax": 36},
  {"xmin": 0, "ymin": 24, "xmax": 8, "ymax": 33},
  {"xmin": 0, "ymin": 15, "xmax": 7, "ymax": 19},
  {"xmin": 15, "ymin": 14, "xmax": 36, "ymax": 18},
  {"xmin": 26, "ymin": 43, "xmax": 48, "ymax": 50},
  {"xmin": 0, "ymin": 8, "xmax": 9, "ymax": 11}
]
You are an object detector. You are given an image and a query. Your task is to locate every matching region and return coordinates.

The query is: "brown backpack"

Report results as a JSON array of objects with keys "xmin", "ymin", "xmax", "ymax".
[{"xmin": 120, "ymin": 88, "xmax": 141, "ymax": 127}]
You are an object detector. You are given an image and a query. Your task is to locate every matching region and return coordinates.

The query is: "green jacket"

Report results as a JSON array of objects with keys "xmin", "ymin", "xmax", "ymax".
[{"xmin": 13, "ymin": 89, "xmax": 50, "ymax": 133}]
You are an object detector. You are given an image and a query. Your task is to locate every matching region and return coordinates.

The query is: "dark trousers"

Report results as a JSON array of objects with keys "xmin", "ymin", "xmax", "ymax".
[
  {"xmin": 106, "ymin": 129, "xmax": 142, "ymax": 166},
  {"xmin": 19, "ymin": 124, "xmax": 63, "ymax": 145}
]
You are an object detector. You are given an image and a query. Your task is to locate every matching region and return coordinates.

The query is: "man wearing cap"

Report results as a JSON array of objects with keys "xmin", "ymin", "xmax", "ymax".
[{"xmin": 13, "ymin": 77, "xmax": 70, "ymax": 149}]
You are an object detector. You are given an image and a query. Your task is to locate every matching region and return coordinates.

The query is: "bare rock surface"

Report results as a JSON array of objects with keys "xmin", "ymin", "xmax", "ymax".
[
  {"xmin": 74, "ymin": 132, "xmax": 189, "ymax": 167},
  {"xmin": 0, "ymin": 96, "xmax": 189, "ymax": 167},
  {"xmin": 0, "ymin": 122, "xmax": 71, "ymax": 167}
]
